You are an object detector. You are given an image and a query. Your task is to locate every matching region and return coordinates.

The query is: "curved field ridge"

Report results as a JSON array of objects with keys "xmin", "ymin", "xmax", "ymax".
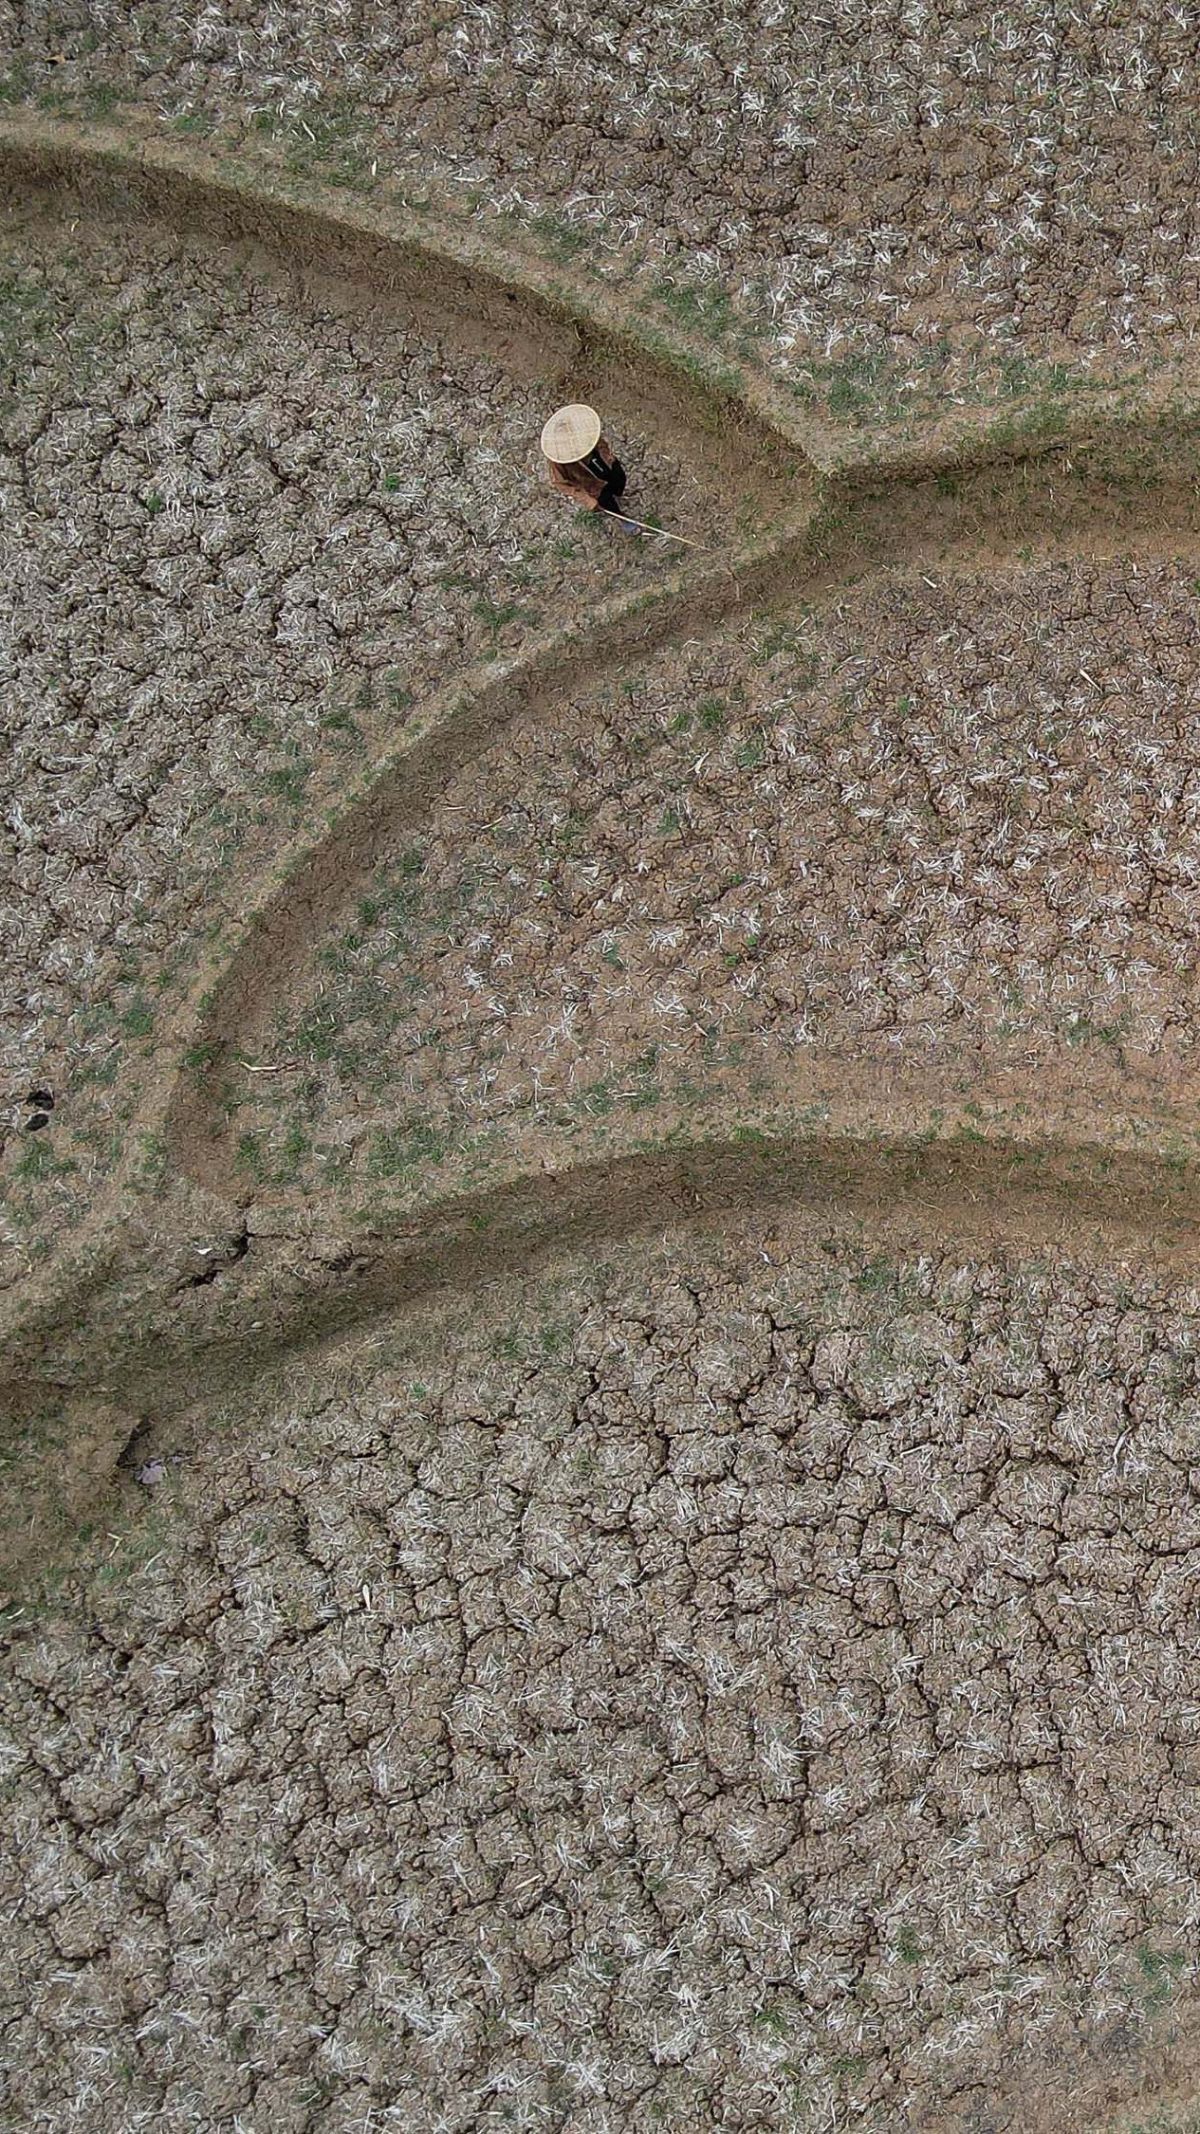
[
  {"xmin": 84, "ymin": 1119, "xmax": 1200, "ymax": 1426},
  {"xmin": 4, "ymin": 116, "xmax": 1200, "ymax": 1400},
  {"xmin": 173, "ymin": 488, "xmax": 1200, "ymax": 1245},
  {"xmin": 0, "ymin": 109, "xmax": 829, "ymax": 472},
  {"xmin": 0, "ymin": 114, "xmax": 799, "ymax": 1307},
  {"xmin": 7, "ymin": 111, "xmax": 1200, "ymax": 2134}
]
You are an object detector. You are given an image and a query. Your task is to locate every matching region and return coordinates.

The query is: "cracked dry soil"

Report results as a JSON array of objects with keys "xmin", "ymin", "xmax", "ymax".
[
  {"xmin": 226, "ymin": 552, "xmax": 1200, "ymax": 1206},
  {"xmin": 6, "ymin": 1226, "xmax": 1200, "ymax": 2133},
  {"xmin": 0, "ymin": 205, "xmax": 712, "ymax": 1286},
  {"xmin": 8, "ymin": 20, "xmax": 1200, "ymax": 2134},
  {"xmin": 9, "ymin": 3, "xmax": 1200, "ymax": 416}
]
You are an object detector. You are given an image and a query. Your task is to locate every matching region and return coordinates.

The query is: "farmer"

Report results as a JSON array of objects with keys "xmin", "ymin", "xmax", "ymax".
[{"xmin": 540, "ymin": 404, "xmax": 631, "ymax": 521}]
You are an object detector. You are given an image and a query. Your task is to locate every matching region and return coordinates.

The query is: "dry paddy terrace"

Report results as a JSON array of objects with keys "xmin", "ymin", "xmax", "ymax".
[
  {"xmin": 3, "ymin": 28, "xmax": 1200, "ymax": 2134},
  {"xmin": 7, "ymin": 1231, "xmax": 1200, "ymax": 2134},
  {"xmin": 0, "ymin": 203, "xmax": 718, "ymax": 1286},
  {"xmin": 220, "ymin": 555, "xmax": 1200, "ymax": 1212},
  {"xmin": 7, "ymin": 3, "xmax": 1200, "ymax": 424}
]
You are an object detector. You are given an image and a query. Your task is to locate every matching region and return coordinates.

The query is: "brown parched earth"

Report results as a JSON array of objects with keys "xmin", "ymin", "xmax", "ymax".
[{"xmin": 8, "ymin": 13, "xmax": 1200, "ymax": 2132}]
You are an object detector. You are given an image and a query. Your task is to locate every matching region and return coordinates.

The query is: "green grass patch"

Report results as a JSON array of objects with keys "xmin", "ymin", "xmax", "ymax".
[
  {"xmin": 264, "ymin": 758, "xmax": 312, "ymax": 807},
  {"xmin": 652, "ymin": 275, "xmax": 738, "ymax": 341},
  {"xmin": 119, "ymin": 997, "xmax": 155, "ymax": 1040},
  {"xmin": 1136, "ymin": 1945, "xmax": 1186, "ymax": 2012},
  {"xmin": 367, "ymin": 1115, "xmax": 447, "ymax": 1179}
]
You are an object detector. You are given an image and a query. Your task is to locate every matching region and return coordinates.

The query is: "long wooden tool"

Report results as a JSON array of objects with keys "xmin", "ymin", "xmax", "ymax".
[{"xmin": 606, "ymin": 511, "xmax": 713, "ymax": 550}]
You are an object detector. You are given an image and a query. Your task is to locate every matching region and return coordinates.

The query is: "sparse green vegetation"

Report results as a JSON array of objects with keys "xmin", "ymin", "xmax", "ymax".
[
  {"xmin": 119, "ymin": 997, "xmax": 155, "ymax": 1040},
  {"xmin": 367, "ymin": 1114, "xmax": 446, "ymax": 1179},
  {"xmin": 1137, "ymin": 1947, "xmax": 1186, "ymax": 2012},
  {"xmin": 652, "ymin": 274, "xmax": 738, "ymax": 341},
  {"xmin": 10, "ymin": 66, "xmax": 1200, "ymax": 2134}
]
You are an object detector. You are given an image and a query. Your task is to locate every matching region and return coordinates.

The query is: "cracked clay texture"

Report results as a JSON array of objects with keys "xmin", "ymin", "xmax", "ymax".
[
  {"xmin": 0, "ymin": 212, "xmax": 706, "ymax": 1281},
  {"xmin": 230, "ymin": 555, "xmax": 1200, "ymax": 1200},
  {"xmin": 6, "ymin": 3, "xmax": 1200, "ymax": 411},
  {"xmin": 4, "ymin": 1231, "xmax": 1200, "ymax": 2131},
  {"xmin": 5, "ymin": 11, "xmax": 1200, "ymax": 2133}
]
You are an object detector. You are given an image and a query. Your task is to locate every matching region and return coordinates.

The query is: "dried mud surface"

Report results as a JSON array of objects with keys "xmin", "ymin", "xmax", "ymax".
[
  {"xmin": 4, "ymin": 31, "xmax": 1200, "ymax": 2134},
  {"xmin": 224, "ymin": 554, "xmax": 1200, "ymax": 1207},
  {"xmin": 5, "ymin": 1223, "xmax": 1200, "ymax": 2132},
  {"xmin": 5, "ymin": 4, "xmax": 1200, "ymax": 413},
  {"xmin": 0, "ymin": 207, "xmax": 713, "ymax": 1285}
]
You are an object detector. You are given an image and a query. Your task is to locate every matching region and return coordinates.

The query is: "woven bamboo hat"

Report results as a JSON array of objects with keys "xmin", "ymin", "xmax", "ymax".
[{"xmin": 540, "ymin": 403, "xmax": 602, "ymax": 464}]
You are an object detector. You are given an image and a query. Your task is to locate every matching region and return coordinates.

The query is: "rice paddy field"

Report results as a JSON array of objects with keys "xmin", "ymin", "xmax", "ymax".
[{"xmin": 5, "ymin": 9, "xmax": 1200, "ymax": 2130}]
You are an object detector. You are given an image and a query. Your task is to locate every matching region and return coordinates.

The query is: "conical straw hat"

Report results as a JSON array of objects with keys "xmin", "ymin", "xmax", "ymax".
[{"xmin": 540, "ymin": 403, "xmax": 602, "ymax": 463}]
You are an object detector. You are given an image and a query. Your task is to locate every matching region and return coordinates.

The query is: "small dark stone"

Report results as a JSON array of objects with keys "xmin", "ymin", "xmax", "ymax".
[
  {"xmin": 25, "ymin": 1113, "xmax": 50, "ymax": 1132},
  {"xmin": 26, "ymin": 1088, "xmax": 54, "ymax": 1110}
]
